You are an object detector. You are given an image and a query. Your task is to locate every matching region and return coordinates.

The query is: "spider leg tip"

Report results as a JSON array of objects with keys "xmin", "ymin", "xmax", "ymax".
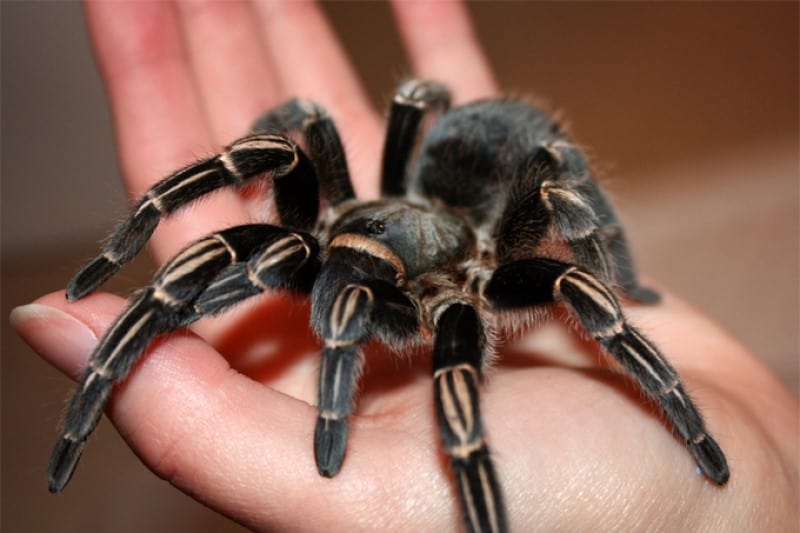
[
  {"xmin": 625, "ymin": 286, "xmax": 661, "ymax": 304},
  {"xmin": 314, "ymin": 416, "xmax": 349, "ymax": 478},
  {"xmin": 47, "ymin": 436, "xmax": 86, "ymax": 493},
  {"xmin": 690, "ymin": 434, "xmax": 730, "ymax": 485},
  {"xmin": 65, "ymin": 279, "xmax": 88, "ymax": 302},
  {"xmin": 67, "ymin": 256, "xmax": 121, "ymax": 301},
  {"xmin": 65, "ymin": 288, "xmax": 82, "ymax": 302}
]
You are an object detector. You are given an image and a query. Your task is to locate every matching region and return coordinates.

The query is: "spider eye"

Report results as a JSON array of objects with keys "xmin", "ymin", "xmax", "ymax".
[{"xmin": 365, "ymin": 219, "xmax": 385, "ymax": 235}]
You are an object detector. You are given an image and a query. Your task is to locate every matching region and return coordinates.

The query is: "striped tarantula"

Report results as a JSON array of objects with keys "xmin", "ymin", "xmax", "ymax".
[{"xmin": 49, "ymin": 79, "xmax": 729, "ymax": 532}]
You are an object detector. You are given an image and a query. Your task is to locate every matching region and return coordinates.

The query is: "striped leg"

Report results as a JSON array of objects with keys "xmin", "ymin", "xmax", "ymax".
[
  {"xmin": 484, "ymin": 258, "xmax": 729, "ymax": 484},
  {"xmin": 381, "ymin": 79, "xmax": 451, "ymax": 196},
  {"xmin": 496, "ymin": 146, "xmax": 612, "ymax": 283},
  {"xmin": 48, "ymin": 224, "xmax": 319, "ymax": 493},
  {"xmin": 434, "ymin": 303, "xmax": 507, "ymax": 533},
  {"xmin": 545, "ymin": 141, "xmax": 659, "ymax": 303},
  {"xmin": 195, "ymin": 231, "xmax": 319, "ymax": 315},
  {"xmin": 252, "ymin": 99, "xmax": 355, "ymax": 206},
  {"xmin": 314, "ymin": 281, "xmax": 418, "ymax": 477},
  {"xmin": 67, "ymin": 134, "xmax": 319, "ymax": 301}
]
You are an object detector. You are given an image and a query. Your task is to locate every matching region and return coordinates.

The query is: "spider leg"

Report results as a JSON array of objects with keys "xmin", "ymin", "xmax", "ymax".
[
  {"xmin": 314, "ymin": 279, "xmax": 418, "ymax": 477},
  {"xmin": 195, "ymin": 231, "xmax": 320, "ymax": 315},
  {"xmin": 48, "ymin": 224, "xmax": 319, "ymax": 493},
  {"xmin": 252, "ymin": 99, "xmax": 355, "ymax": 205},
  {"xmin": 433, "ymin": 303, "xmax": 507, "ymax": 533},
  {"xmin": 544, "ymin": 141, "xmax": 659, "ymax": 303},
  {"xmin": 381, "ymin": 79, "xmax": 451, "ymax": 196},
  {"xmin": 67, "ymin": 135, "xmax": 319, "ymax": 301},
  {"xmin": 484, "ymin": 258, "xmax": 729, "ymax": 484},
  {"xmin": 497, "ymin": 147, "xmax": 612, "ymax": 282}
]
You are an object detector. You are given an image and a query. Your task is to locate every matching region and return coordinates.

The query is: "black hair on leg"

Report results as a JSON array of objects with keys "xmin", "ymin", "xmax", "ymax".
[
  {"xmin": 433, "ymin": 303, "xmax": 507, "ymax": 533},
  {"xmin": 485, "ymin": 258, "xmax": 728, "ymax": 484},
  {"xmin": 195, "ymin": 229, "xmax": 320, "ymax": 315},
  {"xmin": 381, "ymin": 79, "xmax": 451, "ymax": 197},
  {"xmin": 314, "ymin": 278, "xmax": 418, "ymax": 477},
  {"xmin": 49, "ymin": 224, "xmax": 318, "ymax": 492},
  {"xmin": 67, "ymin": 135, "xmax": 316, "ymax": 300},
  {"xmin": 253, "ymin": 98, "xmax": 355, "ymax": 206},
  {"xmin": 546, "ymin": 141, "xmax": 660, "ymax": 303}
]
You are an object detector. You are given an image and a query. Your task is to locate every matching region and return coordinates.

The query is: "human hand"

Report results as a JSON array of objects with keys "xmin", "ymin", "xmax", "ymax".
[{"xmin": 11, "ymin": 0, "xmax": 798, "ymax": 531}]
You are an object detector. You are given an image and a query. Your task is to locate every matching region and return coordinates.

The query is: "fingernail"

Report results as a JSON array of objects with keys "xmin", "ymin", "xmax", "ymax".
[{"xmin": 10, "ymin": 304, "xmax": 98, "ymax": 379}]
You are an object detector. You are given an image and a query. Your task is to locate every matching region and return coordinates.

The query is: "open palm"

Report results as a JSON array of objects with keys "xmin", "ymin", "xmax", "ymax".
[{"xmin": 12, "ymin": 1, "xmax": 797, "ymax": 531}]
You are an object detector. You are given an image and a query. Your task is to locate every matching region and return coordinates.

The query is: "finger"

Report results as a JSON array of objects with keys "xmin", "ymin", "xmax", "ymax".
[
  {"xmin": 390, "ymin": 0, "xmax": 498, "ymax": 103},
  {"xmin": 176, "ymin": 0, "xmax": 280, "ymax": 143},
  {"xmin": 252, "ymin": 0, "xmax": 383, "ymax": 196},
  {"xmin": 85, "ymin": 0, "xmax": 250, "ymax": 264}
]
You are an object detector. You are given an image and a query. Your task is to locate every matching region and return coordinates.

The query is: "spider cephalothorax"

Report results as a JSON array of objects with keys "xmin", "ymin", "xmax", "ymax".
[{"xmin": 49, "ymin": 79, "xmax": 729, "ymax": 533}]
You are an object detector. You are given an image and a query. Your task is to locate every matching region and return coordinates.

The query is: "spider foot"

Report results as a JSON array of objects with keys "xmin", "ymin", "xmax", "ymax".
[
  {"xmin": 690, "ymin": 433, "xmax": 730, "ymax": 485},
  {"xmin": 47, "ymin": 436, "xmax": 86, "ymax": 493},
  {"xmin": 625, "ymin": 285, "xmax": 661, "ymax": 304},
  {"xmin": 66, "ymin": 255, "xmax": 120, "ymax": 301},
  {"xmin": 314, "ymin": 417, "xmax": 349, "ymax": 477}
]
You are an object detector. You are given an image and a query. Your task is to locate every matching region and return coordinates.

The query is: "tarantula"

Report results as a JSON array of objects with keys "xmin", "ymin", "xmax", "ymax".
[{"xmin": 49, "ymin": 79, "xmax": 729, "ymax": 532}]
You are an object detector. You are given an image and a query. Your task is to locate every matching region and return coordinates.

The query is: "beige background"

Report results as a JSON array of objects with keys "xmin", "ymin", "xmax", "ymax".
[{"xmin": 3, "ymin": 2, "xmax": 797, "ymax": 531}]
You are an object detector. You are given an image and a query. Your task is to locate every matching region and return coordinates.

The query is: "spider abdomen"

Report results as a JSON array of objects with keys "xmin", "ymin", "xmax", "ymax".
[{"xmin": 411, "ymin": 99, "xmax": 561, "ymax": 228}]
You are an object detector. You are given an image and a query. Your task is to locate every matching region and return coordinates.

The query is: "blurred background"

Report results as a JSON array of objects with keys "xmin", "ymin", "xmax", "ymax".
[{"xmin": 3, "ymin": 2, "xmax": 797, "ymax": 531}]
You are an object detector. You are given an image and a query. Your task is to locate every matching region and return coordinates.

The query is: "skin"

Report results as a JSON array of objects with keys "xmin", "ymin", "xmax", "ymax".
[{"xmin": 10, "ymin": 0, "xmax": 799, "ymax": 530}]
